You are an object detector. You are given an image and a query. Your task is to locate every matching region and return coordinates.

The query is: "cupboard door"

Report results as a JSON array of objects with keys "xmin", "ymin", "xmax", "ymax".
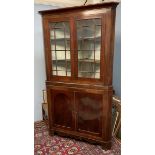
[
  {"xmin": 75, "ymin": 92, "xmax": 103, "ymax": 136},
  {"xmin": 76, "ymin": 18, "xmax": 102, "ymax": 79},
  {"xmin": 51, "ymin": 89, "xmax": 74, "ymax": 130},
  {"xmin": 49, "ymin": 21, "xmax": 71, "ymax": 77}
]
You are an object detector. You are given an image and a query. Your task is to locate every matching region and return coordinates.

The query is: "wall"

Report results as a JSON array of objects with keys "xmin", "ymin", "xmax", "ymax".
[
  {"xmin": 34, "ymin": 4, "xmax": 58, "ymax": 121},
  {"xmin": 113, "ymin": 4, "xmax": 121, "ymax": 97},
  {"xmin": 34, "ymin": 4, "xmax": 121, "ymax": 121}
]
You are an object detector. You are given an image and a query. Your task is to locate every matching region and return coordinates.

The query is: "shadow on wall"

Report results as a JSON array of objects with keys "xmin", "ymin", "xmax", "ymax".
[
  {"xmin": 34, "ymin": 4, "xmax": 59, "ymax": 121},
  {"xmin": 113, "ymin": 4, "xmax": 121, "ymax": 98}
]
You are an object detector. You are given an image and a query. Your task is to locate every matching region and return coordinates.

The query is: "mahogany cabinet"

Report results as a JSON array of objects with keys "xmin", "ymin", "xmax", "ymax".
[{"xmin": 39, "ymin": 1, "xmax": 119, "ymax": 149}]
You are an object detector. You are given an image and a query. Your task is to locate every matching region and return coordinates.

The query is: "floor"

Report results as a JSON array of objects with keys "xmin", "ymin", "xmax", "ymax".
[{"xmin": 34, "ymin": 121, "xmax": 121, "ymax": 155}]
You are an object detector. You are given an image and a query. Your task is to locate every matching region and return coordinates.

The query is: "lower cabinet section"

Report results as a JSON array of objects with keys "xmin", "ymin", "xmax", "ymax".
[{"xmin": 47, "ymin": 86, "xmax": 112, "ymax": 150}]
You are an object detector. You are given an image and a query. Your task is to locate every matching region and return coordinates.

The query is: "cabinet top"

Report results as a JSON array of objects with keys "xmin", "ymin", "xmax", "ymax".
[{"xmin": 39, "ymin": 2, "xmax": 119, "ymax": 15}]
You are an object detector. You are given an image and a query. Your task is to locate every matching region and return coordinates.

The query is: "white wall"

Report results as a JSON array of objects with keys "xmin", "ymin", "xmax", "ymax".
[
  {"xmin": 34, "ymin": 4, "xmax": 121, "ymax": 121},
  {"xmin": 34, "ymin": 4, "xmax": 58, "ymax": 121}
]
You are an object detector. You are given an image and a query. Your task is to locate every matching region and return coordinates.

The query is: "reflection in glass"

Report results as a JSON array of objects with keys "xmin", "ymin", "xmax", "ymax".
[
  {"xmin": 77, "ymin": 18, "xmax": 101, "ymax": 79},
  {"xmin": 50, "ymin": 22, "xmax": 71, "ymax": 76}
]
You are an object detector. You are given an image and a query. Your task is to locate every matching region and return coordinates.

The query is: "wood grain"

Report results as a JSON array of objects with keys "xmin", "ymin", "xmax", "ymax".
[{"xmin": 40, "ymin": 2, "xmax": 119, "ymax": 150}]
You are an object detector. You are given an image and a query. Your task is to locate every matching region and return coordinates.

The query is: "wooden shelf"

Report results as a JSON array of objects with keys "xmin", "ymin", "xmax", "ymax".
[
  {"xmin": 50, "ymin": 36, "xmax": 101, "ymax": 41},
  {"xmin": 78, "ymin": 59, "xmax": 100, "ymax": 63},
  {"xmin": 52, "ymin": 59, "xmax": 100, "ymax": 63}
]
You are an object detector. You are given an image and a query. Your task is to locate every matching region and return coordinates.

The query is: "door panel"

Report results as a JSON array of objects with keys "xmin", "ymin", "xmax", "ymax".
[
  {"xmin": 75, "ymin": 92, "xmax": 103, "ymax": 136},
  {"xmin": 51, "ymin": 89, "xmax": 74, "ymax": 129}
]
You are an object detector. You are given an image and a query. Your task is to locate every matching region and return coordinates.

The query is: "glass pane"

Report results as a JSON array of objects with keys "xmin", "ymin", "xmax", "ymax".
[
  {"xmin": 50, "ymin": 22, "xmax": 70, "ymax": 39},
  {"xmin": 50, "ymin": 21, "xmax": 71, "ymax": 77},
  {"xmin": 52, "ymin": 50, "xmax": 70, "ymax": 60},
  {"xmin": 67, "ymin": 72, "xmax": 71, "ymax": 76},
  {"xmin": 78, "ymin": 40, "xmax": 94, "ymax": 50},
  {"xmin": 95, "ymin": 51, "xmax": 100, "ymax": 60},
  {"xmin": 78, "ymin": 50, "xmax": 94, "ymax": 60},
  {"xmin": 78, "ymin": 61, "xmax": 94, "ymax": 72},
  {"xmin": 53, "ymin": 70, "xmax": 57, "ymax": 75},
  {"xmin": 51, "ymin": 39, "xmax": 70, "ymax": 50},
  {"xmin": 67, "ymin": 61, "xmax": 71, "ymax": 71},
  {"xmin": 77, "ymin": 18, "xmax": 101, "ymax": 79}
]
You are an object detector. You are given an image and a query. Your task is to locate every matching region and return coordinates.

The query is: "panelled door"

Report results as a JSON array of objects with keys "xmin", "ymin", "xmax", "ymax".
[
  {"xmin": 75, "ymin": 91, "xmax": 103, "ymax": 137},
  {"xmin": 50, "ymin": 89, "xmax": 74, "ymax": 130}
]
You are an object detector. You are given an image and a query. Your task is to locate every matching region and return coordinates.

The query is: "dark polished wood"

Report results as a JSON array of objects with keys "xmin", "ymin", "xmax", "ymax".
[
  {"xmin": 75, "ymin": 92, "xmax": 103, "ymax": 136},
  {"xmin": 51, "ymin": 89, "xmax": 74, "ymax": 130},
  {"xmin": 39, "ymin": 2, "xmax": 119, "ymax": 150},
  {"xmin": 39, "ymin": 2, "xmax": 119, "ymax": 15}
]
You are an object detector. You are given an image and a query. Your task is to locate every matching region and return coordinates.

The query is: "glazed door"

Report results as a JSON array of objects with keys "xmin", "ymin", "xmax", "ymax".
[
  {"xmin": 44, "ymin": 15, "xmax": 105, "ymax": 81},
  {"xmin": 51, "ymin": 89, "xmax": 74, "ymax": 130},
  {"xmin": 74, "ymin": 16, "xmax": 104, "ymax": 81},
  {"xmin": 75, "ymin": 91, "xmax": 103, "ymax": 136},
  {"xmin": 50, "ymin": 21, "xmax": 71, "ymax": 77},
  {"xmin": 44, "ymin": 17, "xmax": 74, "ymax": 80}
]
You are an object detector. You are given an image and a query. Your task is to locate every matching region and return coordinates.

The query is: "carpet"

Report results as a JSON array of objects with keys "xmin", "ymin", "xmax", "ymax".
[{"xmin": 34, "ymin": 121, "xmax": 121, "ymax": 155}]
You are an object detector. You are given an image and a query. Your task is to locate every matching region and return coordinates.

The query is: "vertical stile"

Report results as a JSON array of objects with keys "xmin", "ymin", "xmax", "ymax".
[
  {"xmin": 93, "ymin": 19, "xmax": 96, "ymax": 78},
  {"xmin": 53, "ymin": 26, "xmax": 58, "ymax": 75},
  {"xmin": 63, "ymin": 22, "xmax": 67, "ymax": 76}
]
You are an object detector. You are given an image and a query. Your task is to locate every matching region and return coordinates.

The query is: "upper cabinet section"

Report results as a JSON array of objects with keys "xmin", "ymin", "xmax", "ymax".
[{"xmin": 40, "ymin": 2, "xmax": 119, "ymax": 84}]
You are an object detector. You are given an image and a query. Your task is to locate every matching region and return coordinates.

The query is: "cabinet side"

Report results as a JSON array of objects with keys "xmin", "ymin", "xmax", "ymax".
[
  {"xmin": 104, "ymin": 7, "xmax": 117, "ymax": 85},
  {"xmin": 42, "ymin": 16, "xmax": 52, "ymax": 81}
]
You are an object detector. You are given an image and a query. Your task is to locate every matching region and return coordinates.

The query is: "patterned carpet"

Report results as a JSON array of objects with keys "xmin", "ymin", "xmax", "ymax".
[{"xmin": 34, "ymin": 121, "xmax": 121, "ymax": 155}]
